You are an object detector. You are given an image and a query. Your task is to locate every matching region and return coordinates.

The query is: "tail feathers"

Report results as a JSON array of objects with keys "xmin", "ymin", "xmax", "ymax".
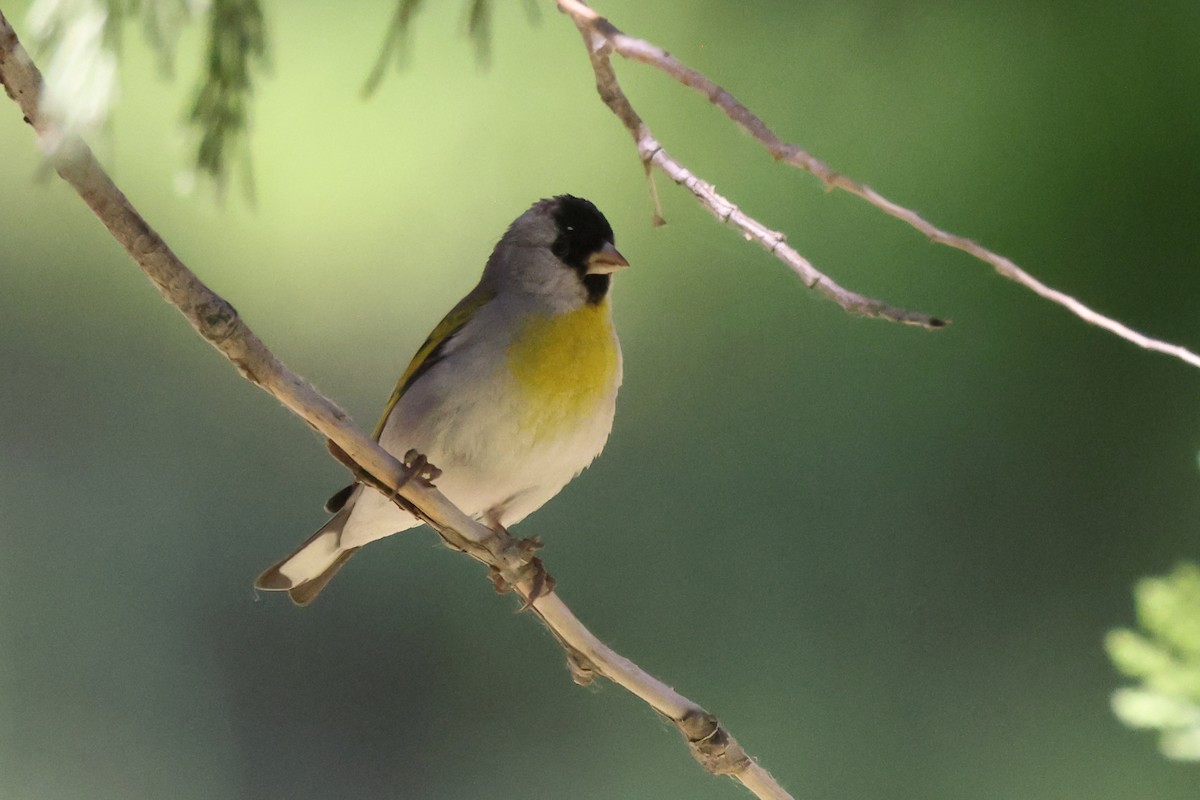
[
  {"xmin": 255, "ymin": 508, "xmax": 360, "ymax": 606},
  {"xmin": 285, "ymin": 547, "xmax": 360, "ymax": 606}
]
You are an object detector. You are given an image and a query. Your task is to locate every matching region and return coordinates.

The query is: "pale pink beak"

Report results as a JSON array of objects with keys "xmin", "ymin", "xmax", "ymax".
[{"xmin": 586, "ymin": 241, "xmax": 630, "ymax": 274}]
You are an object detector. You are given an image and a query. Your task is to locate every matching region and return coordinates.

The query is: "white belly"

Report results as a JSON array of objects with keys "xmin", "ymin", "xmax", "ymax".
[{"xmin": 338, "ymin": 328, "xmax": 619, "ymax": 548}]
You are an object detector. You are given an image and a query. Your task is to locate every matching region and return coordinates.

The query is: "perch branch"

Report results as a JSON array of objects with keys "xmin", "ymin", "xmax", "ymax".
[
  {"xmin": 556, "ymin": 0, "xmax": 1200, "ymax": 368},
  {"xmin": 0, "ymin": 11, "xmax": 790, "ymax": 800}
]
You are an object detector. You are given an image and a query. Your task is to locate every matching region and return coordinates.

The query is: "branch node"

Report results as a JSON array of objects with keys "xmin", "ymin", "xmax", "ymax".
[
  {"xmin": 231, "ymin": 357, "xmax": 259, "ymax": 384},
  {"xmin": 678, "ymin": 710, "xmax": 753, "ymax": 776},
  {"xmin": 195, "ymin": 299, "xmax": 243, "ymax": 345},
  {"xmin": 565, "ymin": 648, "xmax": 599, "ymax": 687}
]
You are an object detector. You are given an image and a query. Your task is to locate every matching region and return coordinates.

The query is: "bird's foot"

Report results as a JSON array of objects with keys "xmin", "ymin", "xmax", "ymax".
[
  {"xmin": 400, "ymin": 449, "xmax": 442, "ymax": 486},
  {"xmin": 380, "ymin": 449, "xmax": 443, "ymax": 519},
  {"xmin": 324, "ymin": 441, "xmax": 442, "ymax": 498},
  {"xmin": 487, "ymin": 534, "xmax": 556, "ymax": 610}
]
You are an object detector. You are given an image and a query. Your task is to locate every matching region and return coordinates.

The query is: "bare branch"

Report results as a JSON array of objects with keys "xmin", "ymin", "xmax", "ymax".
[
  {"xmin": 0, "ymin": 11, "xmax": 791, "ymax": 800},
  {"xmin": 557, "ymin": 0, "xmax": 1200, "ymax": 367},
  {"xmin": 561, "ymin": 1, "xmax": 943, "ymax": 330}
]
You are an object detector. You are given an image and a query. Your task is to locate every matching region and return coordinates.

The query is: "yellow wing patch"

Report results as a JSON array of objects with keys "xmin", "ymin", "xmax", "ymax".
[
  {"xmin": 372, "ymin": 288, "xmax": 496, "ymax": 440},
  {"xmin": 506, "ymin": 300, "xmax": 619, "ymax": 441}
]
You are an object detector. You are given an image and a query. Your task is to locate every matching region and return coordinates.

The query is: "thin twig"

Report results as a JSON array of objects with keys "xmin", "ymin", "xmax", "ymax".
[
  {"xmin": 556, "ymin": 0, "xmax": 1200, "ymax": 368},
  {"xmin": 559, "ymin": 0, "xmax": 943, "ymax": 330},
  {"xmin": 0, "ymin": 11, "xmax": 790, "ymax": 800}
]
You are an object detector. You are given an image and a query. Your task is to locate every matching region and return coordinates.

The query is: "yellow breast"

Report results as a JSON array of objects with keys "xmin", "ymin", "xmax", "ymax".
[{"xmin": 507, "ymin": 301, "xmax": 620, "ymax": 440}]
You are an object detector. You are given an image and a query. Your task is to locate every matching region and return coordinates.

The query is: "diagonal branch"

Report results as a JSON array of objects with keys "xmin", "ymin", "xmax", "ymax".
[
  {"xmin": 0, "ymin": 11, "xmax": 792, "ymax": 800},
  {"xmin": 556, "ymin": 0, "xmax": 1200, "ymax": 369},
  {"xmin": 558, "ymin": 2, "xmax": 943, "ymax": 330}
]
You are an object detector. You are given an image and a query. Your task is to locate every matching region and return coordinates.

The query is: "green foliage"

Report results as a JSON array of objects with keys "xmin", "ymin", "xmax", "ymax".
[
  {"xmin": 26, "ymin": 0, "xmax": 119, "ymax": 142},
  {"xmin": 187, "ymin": 0, "xmax": 266, "ymax": 192},
  {"xmin": 29, "ymin": 0, "xmax": 547, "ymax": 189},
  {"xmin": 464, "ymin": 0, "xmax": 492, "ymax": 66},
  {"xmin": 1107, "ymin": 563, "xmax": 1200, "ymax": 761},
  {"xmin": 361, "ymin": 0, "xmax": 427, "ymax": 98},
  {"xmin": 127, "ymin": 0, "xmax": 193, "ymax": 75},
  {"xmin": 98, "ymin": 0, "xmax": 193, "ymax": 76},
  {"xmin": 26, "ymin": 0, "xmax": 258, "ymax": 189},
  {"xmin": 362, "ymin": 0, "xmax": 540, "ymax": 97},
  {"xmin": 75, "ymin": 0, "xmax": 195, "ymax": 78}
]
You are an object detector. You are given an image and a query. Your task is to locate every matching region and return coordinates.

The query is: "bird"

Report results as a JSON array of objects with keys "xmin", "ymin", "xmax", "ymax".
[{"xmin": 255, "ymin": 195, "xmax": 629, "ymax": 605}]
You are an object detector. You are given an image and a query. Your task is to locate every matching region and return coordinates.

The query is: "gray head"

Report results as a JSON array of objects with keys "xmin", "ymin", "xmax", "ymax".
[{"xmin": 483, "ymin": 195, "xmax": 628, "ymax": 306}]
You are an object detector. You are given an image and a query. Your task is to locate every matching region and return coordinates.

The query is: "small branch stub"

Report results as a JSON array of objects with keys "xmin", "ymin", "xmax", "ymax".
[{"xmin": 680, "ymin": 711, "xmax": 752, "ymax": 776}]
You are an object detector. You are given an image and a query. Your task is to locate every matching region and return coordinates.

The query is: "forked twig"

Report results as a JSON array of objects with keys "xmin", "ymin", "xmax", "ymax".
[
  {"xmin": 556, "ymin": 0, "xmax": 1200, "ymax": 368},
  {"xmin": 559, "ymin": 1, "xmax": 943, "ymax": 330}
]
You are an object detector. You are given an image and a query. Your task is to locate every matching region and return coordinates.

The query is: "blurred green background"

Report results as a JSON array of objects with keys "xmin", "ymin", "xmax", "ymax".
[{"xmin": 2, "ymin": 1, "xmax": 1199, "ymax": 798}]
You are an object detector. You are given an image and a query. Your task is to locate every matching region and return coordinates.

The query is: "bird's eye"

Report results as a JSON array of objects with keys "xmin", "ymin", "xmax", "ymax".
[{"xmin": 566, "ymin": 226, "xmax": 575, "ymax": 232}]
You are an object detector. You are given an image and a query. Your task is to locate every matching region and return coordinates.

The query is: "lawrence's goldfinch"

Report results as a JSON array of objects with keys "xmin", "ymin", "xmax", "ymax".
[{"xmin": 256, "ymin": 195, "xmax": 628, "ymax": 605}]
